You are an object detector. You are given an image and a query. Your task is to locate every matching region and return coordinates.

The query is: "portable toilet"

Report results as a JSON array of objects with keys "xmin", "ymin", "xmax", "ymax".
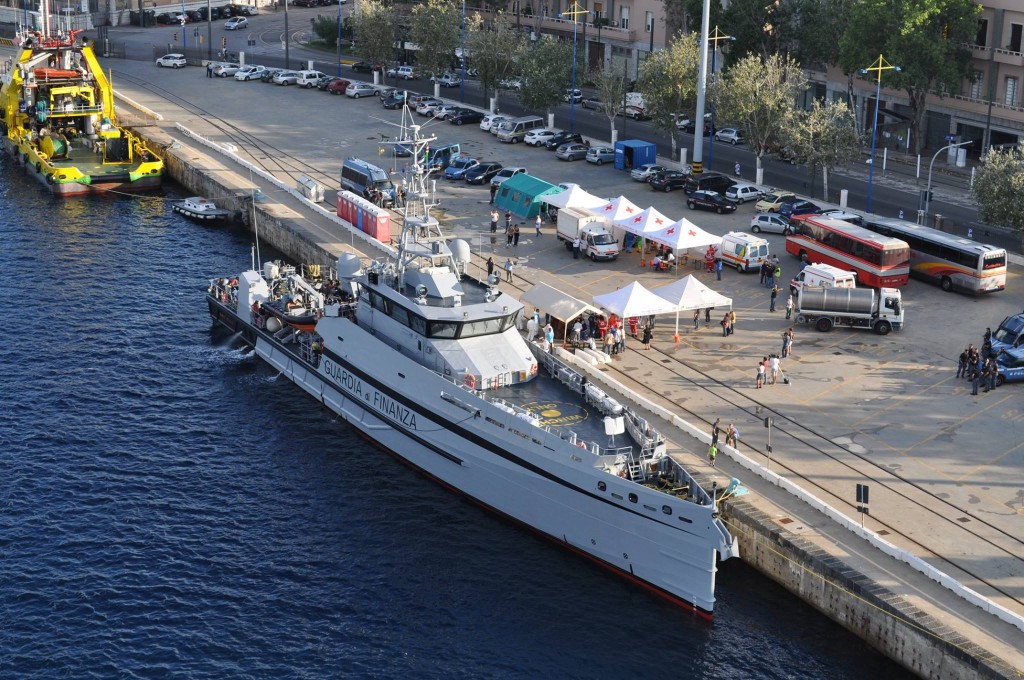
[{"xmin": 614, "ymin": 139, "xmax": 657, "ymax": 171}]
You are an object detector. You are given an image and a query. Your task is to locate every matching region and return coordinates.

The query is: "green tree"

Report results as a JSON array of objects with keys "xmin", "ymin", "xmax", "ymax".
[
  {"xmin": 466, "ymin": 12, "xmax": 526, "ymax": 108},
  {"xmin": 838, "ymin": 0, "xmax": 980, "ymax": 155},
  {"xmin": 518, "ymin": 36, "xmax": 572, "ymax": 115},
  {"xmin": 971, "ymin": 144, "xmax": 1024, "ymax": 249},
  {"xmin": 590, "ymin": 67, "xmax": 627, "ymax": 142},
  {"xmin": 662, "ymin": 0, "xmax": 723, "ymax": 38},
  {"xmin": 410, "ymin": 0, "xmax": 462, "ymax": 80},
  {"xmin": 785, "ymin": 99, "xmax": 861, "ymax": 202},
  {"xmin": 350, "ymin": 0, "xmax": 396, "ymax": 73},
  {"xmin": 636, "ymin": 32, "xmax": 701, "ymax": 159},
  {"xmin": 714, "ymin": 53, "xmax": 808, "ymax": 179}
]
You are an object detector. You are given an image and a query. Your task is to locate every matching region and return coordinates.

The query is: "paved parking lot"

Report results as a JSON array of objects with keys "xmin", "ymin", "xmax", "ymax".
[{"xmin": 111, "ymin": 59, "xmax": 1024, "ymax": 617}]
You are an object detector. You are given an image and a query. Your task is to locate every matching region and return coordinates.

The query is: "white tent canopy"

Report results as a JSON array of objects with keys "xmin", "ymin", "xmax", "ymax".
[
  {"xmin": 588, "ymin": 195, "xmax": 642, "ymax": 222},
  {"xmin": 540, "ymin": 183, "xmax": 608, "ymax": 211},
  {"xmin": 521, "ymin": 282, "xmax": 600, "ymax": 324},
  {"xmin": 613, "ymin": 206, "xmax": 673, "ymax": 236},
  {"xmin": 650, "ymin": 275, "xmax": 733, "ymax": 311},
  {"xmin": 592, "ymin": 281, "xmax": 679, "ymax": 318},
  {"xmin": 642, "ymin": 217, "xmax": 722, "ymax": 250}
]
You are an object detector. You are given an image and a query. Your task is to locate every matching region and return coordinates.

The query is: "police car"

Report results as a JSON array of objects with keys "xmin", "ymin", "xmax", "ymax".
[{"xmin": 995, "ymin": 348, "xmax": 1024, "ymax": 386}]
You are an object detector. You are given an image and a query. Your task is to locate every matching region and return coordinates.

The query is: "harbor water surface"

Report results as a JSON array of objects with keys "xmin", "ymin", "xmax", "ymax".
[{"xmin": 0, "ymin": 162, "xmax": 911, "ymax": 679}]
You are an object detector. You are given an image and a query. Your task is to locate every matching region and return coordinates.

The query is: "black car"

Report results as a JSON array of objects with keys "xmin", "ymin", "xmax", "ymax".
[
  {"xmin": 155, "ymin": 12, "xmax": 172, "ymax": 23},
  {"xmin": 381, "ymin": 94, "xmax": 406, "ymax": 110},
  {"xmin": 681, "ymin": 119, "xmax": 716, "ymax": 136},
  {"xmin": 545, "ymin": 131, "xmax": 583, "ymax": 150},
  {"xmin": 682, "ymin": 171, "xmax": 735, "ymax": 195},
  {"xmin": 648, "ymin": 170, "xmax": 689, "ymax": 192},
  {"xmin": 350, "ymin": 61, "xmax": 379, "ymax": 73},
  {"xmin": 464, "ymin": 162, "xmax": 503, "ymax": 185},
  {"xmin": 219, "ymin": 4, "xmax": 237, "ymax": 16},
  {"xmin": 686, "ymin": 191, "xmax": 737, "ymax": 214},
  {"xmin": 185, "ymin": 10, "xmax": 202, "ymax": 22},
  {"xmin": 449, "ymin": 109, "xmax": 485, "ymax": 125},
  {"xmin": 317, "ymin": 75, "xmax": 342, "ymax": 90},
  {"xmin": 581, "ymin": 96, "xmax": 603, "ymax": 110},
  {"xmin": 779, "ymin": 199, "xmax": 821, "ymax": 219}
]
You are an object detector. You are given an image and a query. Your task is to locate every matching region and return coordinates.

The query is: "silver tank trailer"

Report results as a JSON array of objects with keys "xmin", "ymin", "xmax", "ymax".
[{"xmin": 799, "ymin": 287, "xmax": 876, "ymax": 315}]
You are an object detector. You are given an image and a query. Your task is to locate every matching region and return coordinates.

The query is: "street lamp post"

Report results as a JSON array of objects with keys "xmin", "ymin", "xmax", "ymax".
[
  {"xmin": 564, "ymin": 1, "xmax": 588, "ymax": 135},
  {"xmin": 284, "ymin": 0, "xmax": 289, "ymax": 69},
  {"xmin": 925, "ymin": 141, "xmax": 971, "ymax": 219},
  {"xmin": 860, "ymin": 54, "xmax": 900, "ymax": 214},
  {"xmin": 459, "ymin": 0, "xmax": 466, "ymax": 103},
  {"xmin": 706, "ymin": 26, "xmax": 733, "ymax": 173},
  {"xmin": 336, "ymin": 0, "xmax": 343, "ymax": 76}
]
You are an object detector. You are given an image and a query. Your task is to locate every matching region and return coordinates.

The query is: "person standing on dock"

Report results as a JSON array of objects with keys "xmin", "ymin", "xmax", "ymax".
[
  {"xmin": 489, "ymin": 208, "xmax": 498, "ymax": 233},
  {"xmin": 535, "ymin": 214, "xmax": 542, "ymax": 236},
  {"xmin": 486, "ymin": 256, "xmax": 494, "ymax": 278},
  {"xmin": 504, "ymin": 258, "xmax": 514, "ymax": 283}
]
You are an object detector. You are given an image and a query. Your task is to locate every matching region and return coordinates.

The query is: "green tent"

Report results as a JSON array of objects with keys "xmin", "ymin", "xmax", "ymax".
[{"xmin": 494, "ymin": 173, "xmax": 562, "ymax": 219}]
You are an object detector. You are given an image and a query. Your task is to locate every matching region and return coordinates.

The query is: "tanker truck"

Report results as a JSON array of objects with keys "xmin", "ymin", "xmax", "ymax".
[{"xmin": 796, "ymin": 286, "xmax": 904, "ymax": 335}]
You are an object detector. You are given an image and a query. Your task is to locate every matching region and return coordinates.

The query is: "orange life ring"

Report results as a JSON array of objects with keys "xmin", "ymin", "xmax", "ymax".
[{"xmin": 463, "ymin": 373, "xmax": 476, "ymax": 390}]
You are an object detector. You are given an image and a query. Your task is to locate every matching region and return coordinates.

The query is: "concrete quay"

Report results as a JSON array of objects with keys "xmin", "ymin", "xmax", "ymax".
[{"xmin": 94, "ymin": 56, "xmax": 1024, "ymax": 679}]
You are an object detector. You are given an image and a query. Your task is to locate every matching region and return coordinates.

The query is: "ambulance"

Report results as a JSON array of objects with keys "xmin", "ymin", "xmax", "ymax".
[
  {"xmin": 789, "ymin": 262, "xmax": 857, "ymax": 295},
  {"xmin": 719, "ymin": 231, "xmax": 770, "ymax": 273}
]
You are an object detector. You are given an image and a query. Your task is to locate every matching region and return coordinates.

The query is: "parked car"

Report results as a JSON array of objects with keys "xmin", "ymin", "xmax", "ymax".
[
  {"xmin": 387, "ymin": 65, "xmax": 417, "ymax": 80},
  {"xmin": 415, "ymin": 98, "xmax": 444, "ymax": 116},
  {"xmin": 562, "ymin": 88, "xmax": 582, "ymax": 103},
  {"xmin": 687, "ymin": 191, "xmax": 737, "ymax": 214},
  {"xmin": 186, "ymin": 10, "xmax": 202, "ymax": 22},
  {"xmin": 819, "ymin": 209, "xmax": 864, "ymax": 225},
  {"xmin": 350, "ymin": 61, "xmax": 381, "ymax": 73},
  {"xmin": 260, "ymin": 67, "xmax": 283, "ymax": 83},
  {"xmin": 725, "ymin": 182, "xmax": 763, "ymax": 204},
  {"xmin": 545, "ymin": 131, "xmax": 583, "ymax": 150},
  {"xmin": 381, "ymin": 94, "xmax": 406, "ymax": 109},
  {"xmin": 155, "ymin": 13, "xmax": 172, "ymax": 25},
  {"xmin": 779, "ymin": 199, "xmax": 821, "ymax": 219},
  {"xmin": 464, "ymin": 162, "xmax": 504, "ymax": 185},
  {"xmin": 224, "ymin": 16, "xmax": 247, "ymax": 29},
  {"xmin": 272, "ymin": 70, "xmax": 301, "ymax": 85},
  {"xmin": 630, "ymin": 163, "xmax": 665, "ymax": 181},
  {"xmin": 672, "ymin": 113, "xmax": 691, "ymax": 129},
  {"xmin": 581, "ymin": 96, "xmax": 603, "ymax": 110},
  {"xmin": 238, "ymin": 5, "xmax": 258, "ymax": 15},
  {"xmin": 623, "ymin": 105, "xmax": 648, "ymax": 120},
  {"xmin": 683, "ymin": 171, "xmax": 735, "ymax": 195},
  {"xmin": 995, "ymin": 348, "xmax": 1024, "ymax": 386},
  {"xmin": 555, "ymin": 143, "xmax": 589, "ymax": 161},
  {"xmin": 754, "ymin": 192, "xmax": 796, "ymax": 213},
  {"xmin": 345, "ymin": 82, "xmax": 379, "ymax": 98},
  {"xmin": 749, "ymin": 213, "xmax": 791, "ymax": 234},
  {"xmin": 498, "ymin": 78, "xmax": 522, "ymax": 90},
  {"xmin": 234, "ymin": 65, "xmax": 266, "ymax": 81},
  {"xmin": 295, "ymin": 70, "xmax": 327, "ymax": 88},
  {"xmin": 155, "ymin": 53, "xmax": 186, "ymax": 68},
  {"xmin": 444, "ymin": 156, "xmax": 480, "ymax": 180},
  {"xmin": 434, "ymin": 73, "xmax": 462, "ymax": 87},
  {"xmin": 681, "ymin": 115, "xmax": 715, "ymax": 135},
  {"xmin": 648, "ymin": 170, "xmax": 689, "ymax": 192},
  {"xmin": 524, "ymin": 129, "xmax": 557, "ymax": 147},
  {"xmin": 434, "ymin": 104, "xmax": 463, "ymax": 120},
  {"xmin": 490, "ymin": 166, "xmax": 527, "ymax": 187},
  {"xmin": 326, "ymin": 78, "xmax": 352, "ymax": 95},
  {"xmin": 212, "ymin": 62, "xmax": 240, "ymax": 77},
  {"xmin": 479, "ymin": 114, "xmax": 507, "ymax": 132},
  {"xmin": 585, "ymin": 145, "xmax": 615, "ymax": 165},
  {"xmin": 714, "ymin": 128, "xmax": 745, "ymax": 145},
  {"xmin": 448, "ymin": 109, "xmax": 484, "ymax": 125}
]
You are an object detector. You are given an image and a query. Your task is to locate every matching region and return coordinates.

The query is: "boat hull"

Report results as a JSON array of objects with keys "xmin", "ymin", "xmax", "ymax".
[
  {"xmin": 208, "ymin": 295, "xmax": 727, "ymax": 616},
  {"xmin": 5, "ymin": 139, "xmax": 162, "ymax": 196}
]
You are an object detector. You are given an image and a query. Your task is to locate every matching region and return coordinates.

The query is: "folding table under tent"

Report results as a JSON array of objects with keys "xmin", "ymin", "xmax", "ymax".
[
  {"xmin": 649, "ymin": 275, "xmax": 734, "ymax": 337},
  {"xmin": 521, "ymin": 282, "xmax": 601, "ymax": 345},
  {"xmin": 639, "ymin": 217, "xmax": 723, "ymax": 271}
]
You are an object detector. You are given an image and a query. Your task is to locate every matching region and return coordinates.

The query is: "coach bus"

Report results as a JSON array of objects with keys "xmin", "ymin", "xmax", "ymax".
[
  {"xmin": 786, "ymin": 215, "xmax": 911, "ymax": 288},
  {"xmin": 861, "ymin": 217, "xmax": 1007, "ymax": 295}
]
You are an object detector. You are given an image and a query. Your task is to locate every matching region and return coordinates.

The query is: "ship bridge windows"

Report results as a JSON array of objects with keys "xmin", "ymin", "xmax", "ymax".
[
  {"xmin": 428, "ymin": 320, "xmax": 459, "ymax": 338},
  {"xmin": 459, "ymin": 316, "xmax": 504, "ymax": 338}
]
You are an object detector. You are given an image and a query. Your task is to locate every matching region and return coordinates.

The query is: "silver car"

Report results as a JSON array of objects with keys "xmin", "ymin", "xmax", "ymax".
[
  {"xmin": 585, "ymin": 146, "xmax": 615, "ymax": 165},
  {"xmin": 555, "ymin": 143, "xmax": 589, "ymax": 161},
  {"xmin": 630, "ymin": 164, "xmax": 665, "ymax": 181},
  {"xmin": 273, "ymin": 70, "xmax": 301, "ymax": 85},
  {"xmin": 749, "ymin": 213, "xmax": 791, "ymax": 234},
  {"xmin": 345, "ymin": 82, "xmax": 378, "ymax": 98}
]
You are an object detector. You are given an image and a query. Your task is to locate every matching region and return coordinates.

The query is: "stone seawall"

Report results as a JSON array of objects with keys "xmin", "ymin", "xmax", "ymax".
[{"xmin": 152, "ymin": 128, "xmax": 1015, "ymax": 680}]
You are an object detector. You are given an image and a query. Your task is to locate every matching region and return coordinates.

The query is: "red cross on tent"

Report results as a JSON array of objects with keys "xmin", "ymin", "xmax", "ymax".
[{"xmin": 589, "ymin": 195, "xmax": 641, "ymax": 222}]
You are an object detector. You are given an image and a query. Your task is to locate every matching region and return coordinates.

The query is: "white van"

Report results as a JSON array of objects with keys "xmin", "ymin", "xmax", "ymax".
[
  {"xmin": 719, "ymin": 231, "xmax": 769, "ymax": 272},
  {"xmin": 790, "ymin": 262, "xmax": 857, "ymax": 294},
  {"xmin": 495, "ymin": 115, "xmax": 545, "ymax": 143}
]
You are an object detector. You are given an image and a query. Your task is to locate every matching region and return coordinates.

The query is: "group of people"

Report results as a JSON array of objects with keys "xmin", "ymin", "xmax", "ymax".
[
  {"xmin": 708, "ymin": 418, "xmax": 741, "ymax": 466},
  {"xmin": 756, "ymin": 353, "xmax": 785, "ymax": 388},
  {"xmin": 959, "ymin": 330, "xmax": 1004, "ymax": 395},
  {"xmin": 759, "ymin": 257, "xmax": 782, "ymax": 288}
]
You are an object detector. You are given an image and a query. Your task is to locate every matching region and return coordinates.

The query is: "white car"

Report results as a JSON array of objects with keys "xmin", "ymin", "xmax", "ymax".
[
  {"xmin": 213, "ymin": 62, "xmax": 240, "ymax": 77},
  {"xmin": 345, "ymin": 82, "xmax": 378, "ymax": 98},
  {"xmin": 819, "ymin": 209, "xmax": 864, "ymax": 225},
  {"xmin": 415, "ymin": 98, "xmax": 444, "ymax": 116},
  {"xmin": 630, "ymin": 164, "xmax": 665, "ymax": 181},
  {"xmin": 562, "ymin": 88, "xmax": 582, "ymax": 103},
  {"xmin": 295, "ymin": 70, "xmax": 327, "ymax": 88},
  {"xmin": 524, "ymin": 129, "xmax": 557, "ymax": 147},
  {"xmin": 714, "ymin": 128, "xmax": 745, "ymax": 145},
  {"xmin": 387, "ymin": 65, "xmax": 417, "ymax": 80},
  {"xmin": 749, "ymin": 213, "xmax": 791, "ymax": 234},
  {"xmin": 234, "ymin": 65, "xmax": 266, "ymax": 81},
  {"xmin": 434, "ymin": 103, "xmax": 461, "ymax": 119},
  {"xmin": 479, "ymin": 114, "xmax": 507, "ymax": 132},
  {"xmin": 490, "ymin": 166, "xmax": 527, "ymax": 187},
  {"xmin": 156, "ymin": 53, "xmax": 186, "ymax": 68},
  {"xmin": 725, "ymin": 182, "xmax": 763, "ymax": 204},
  {"xmin": 498, "ymin": 78, "xmax": 522, "ymax": 91},
  {"xmin": 224, "ymin": 16, "xmax": 248, "ymax": 30},
  {"xmin": 273, "ymin": 70, "xmax": 301, "ymax": 85},
  {"xmin": 433, "ymin": 73, "xmax": 462, "ymax": 87},
  {"xmin": 672, "ymin": 113, "xmax": 691, "ymax": 130}
]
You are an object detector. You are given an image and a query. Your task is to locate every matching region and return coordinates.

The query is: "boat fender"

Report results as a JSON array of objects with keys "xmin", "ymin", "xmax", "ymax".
[{"xmin": 462, "ymin": 373, "xmax": 476, "ymax": 390}]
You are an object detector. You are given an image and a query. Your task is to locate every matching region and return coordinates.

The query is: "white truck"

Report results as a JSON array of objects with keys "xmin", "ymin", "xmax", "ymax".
[
  {"xmin": 796, "ymin": 286, "xmax": 904, "ymax": 335},
  {"xmin": 555, "ymin": 207, "xmax": 620, "ymax": 261}
]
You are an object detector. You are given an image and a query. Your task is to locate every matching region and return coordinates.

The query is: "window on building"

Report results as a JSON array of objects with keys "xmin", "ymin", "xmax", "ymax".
[
  {"xmin": 1006, "ymin": 76, "xmax": 1019, "ymax": 107},
  {"xmin": 594, "ymin": 2, "xmax": 602, "ymax": 19},
  {"xmin": 619, "ymin": 6, "xmax": 628, "ymax": 30},
  {"xmin": 646, "ymin": 11, "xmax": 653, "ymax": 32},
  {"xmin": 976, "ymin": 19, "xmax": 988, "ymax": 47},
  {"xmin": 969, "ymin": 71, "xmax": 983, "ymax": 100},
  {"xmin": 1010, "ymin": 24, "xmax": 1023, "ymax": 53}
]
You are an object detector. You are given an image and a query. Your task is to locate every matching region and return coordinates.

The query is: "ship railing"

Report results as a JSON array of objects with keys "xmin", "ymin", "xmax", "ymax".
[{"xmin": 208, "ymin": 279, "xmax": 238, "ymax": 307}]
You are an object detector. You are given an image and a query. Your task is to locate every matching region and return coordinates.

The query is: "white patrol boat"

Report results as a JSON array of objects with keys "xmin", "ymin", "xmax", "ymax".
[
  {"xmin": 172, "ymin": 197, "xmax": 233, "ymax": 223},
  {"xmin": 206, "ymin": 116, "xmax": 737, "ymax": 616}
]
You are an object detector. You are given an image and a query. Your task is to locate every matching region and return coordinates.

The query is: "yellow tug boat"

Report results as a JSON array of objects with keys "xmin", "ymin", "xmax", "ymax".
[{"xmin": 0, "ymin": 15, "xmax": 162, "ymax": 195}]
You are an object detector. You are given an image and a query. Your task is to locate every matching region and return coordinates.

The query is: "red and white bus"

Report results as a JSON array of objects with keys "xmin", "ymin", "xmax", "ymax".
[{"xmin": 786, "ymin": 215, "xmax": 910, "ymax": 288}]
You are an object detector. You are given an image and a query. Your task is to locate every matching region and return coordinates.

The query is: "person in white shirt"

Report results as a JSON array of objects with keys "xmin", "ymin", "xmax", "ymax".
[{"xmin": 769, "ymin": 355, "xmax": 781, "ymax": 384}]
